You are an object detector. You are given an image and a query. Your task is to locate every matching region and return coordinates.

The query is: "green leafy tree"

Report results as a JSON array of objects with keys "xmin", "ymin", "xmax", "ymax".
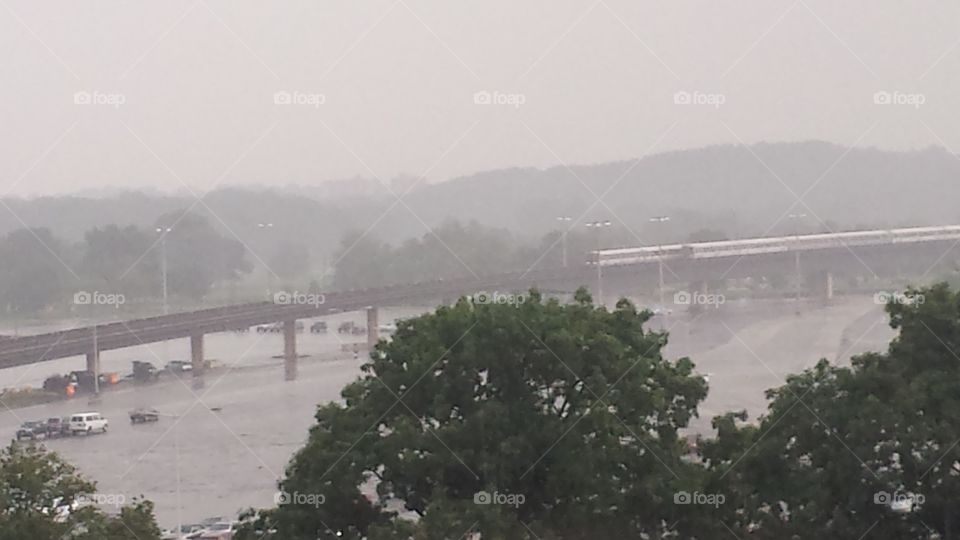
[
  {"xmin": 80, "ymin": 224, "xmax": 157, "ymax": 300},
  {"xmin": 269, "ymin": 241, "xmax": 311, "ymax": 281},
  {"xmin": 330, "ymin": 231, "xmax": 394, "ymax": 290},
  {"xmin": 155, "ymin": 212, "xmax": 251, "ymax": 299},
  {"xmin": 701, "ymin": 283, "xmax": 960, "ymax": 539},
  {"xmin": 237, "ymin": 288, "xmax": 708, "ymax": 539},
  {"xmin": 0, "ymin": 441, "xmax": 161, "ymax": 540}
]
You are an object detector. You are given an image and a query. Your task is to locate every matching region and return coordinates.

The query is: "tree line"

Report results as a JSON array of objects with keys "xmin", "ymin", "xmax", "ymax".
[{"xmin": 0, "ymin": 211, "xmax": 250, "ymax": 316}]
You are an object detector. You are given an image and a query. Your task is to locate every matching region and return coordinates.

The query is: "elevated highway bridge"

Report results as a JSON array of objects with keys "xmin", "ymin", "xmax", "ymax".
[{"xmin": 1, "ymin": 224, "xmax": 959, "ymax": 380}]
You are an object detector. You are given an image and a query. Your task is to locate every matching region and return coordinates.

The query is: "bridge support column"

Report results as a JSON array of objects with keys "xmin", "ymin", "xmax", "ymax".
[
  {"xmin": 366, "ymin": 307, "xmax": 379, "ymax": 350},
  {"xmin": 85, "ymin": 351, "xmax": 99, "ymax": 376},
  {"xmin": 686, "ymin": 280, "xmax": 709, "ymax": 313},
  {"xmin": 284, "ymin": 319, "xmax": 297, "ymax": 381},
  {"xmin": 190, "ymin": 332, "xmax": 205, "ymax": 376}
]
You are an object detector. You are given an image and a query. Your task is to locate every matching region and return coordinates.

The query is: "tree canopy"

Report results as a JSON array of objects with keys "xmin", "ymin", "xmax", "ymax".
[
  {"xmin": 238, "ymin": 288, "xmax": 708, "ymax": 539},
  {"xmin": 0, "ymin": 441, "xmax": 161, "ymax": 540}
]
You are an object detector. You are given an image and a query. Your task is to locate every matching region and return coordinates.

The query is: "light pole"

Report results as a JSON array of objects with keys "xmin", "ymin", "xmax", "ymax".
[
  {"xmin": 155, "ymin": 227, "xmax": 172, "ymax": 315},
  {"xmin": 556, "ymin": 216, "xmax": 572, "ymax": 268},
  {"xmin": 649, "ymin": 216, "xmax": 671, "ymax": 306},
  {"xmin": 586, "ymin": 220, "xmax": 612, "ymax": 305},
  {"xmin": 787, "ymin": 213, "xmax": 807, "ymax": 308},
  {"xmin": 257, "ymin": 222, "xmax": 276, "ymax": 294}
]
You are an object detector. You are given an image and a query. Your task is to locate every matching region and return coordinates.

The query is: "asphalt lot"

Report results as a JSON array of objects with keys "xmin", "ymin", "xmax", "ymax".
[{"xmin": 0, "ymin": 298, "xmax": 894, "ymax": 529}]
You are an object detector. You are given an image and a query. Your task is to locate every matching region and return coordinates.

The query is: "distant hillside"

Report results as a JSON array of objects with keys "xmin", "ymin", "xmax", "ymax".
[
  {"xmin": 375, "ymin": 141, "xmax": 960, "ymax": 244},
  {"xmin": 4, "ymin": 141, "xmax": 958, "ymax": 256}
]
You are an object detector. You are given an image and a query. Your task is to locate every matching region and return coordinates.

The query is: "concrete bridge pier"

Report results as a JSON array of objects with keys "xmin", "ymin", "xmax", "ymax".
[
  {"xmin": 810, "ymin": 270, "xmax": 835, "ymax": 302},
  {"xmin": 284, "ymin": 319, "xmax": 298, "ymax": 381},
  {"xmin": 190, "ymin": 332, "xmax": 205, "ymax": 376},
  {"xmin": 366, "ymin": 307, "xmax": 379, "ymax": 350},
  {"xmin": 85, "ymin": 351, "xmax": 99, "ymax": 377}
]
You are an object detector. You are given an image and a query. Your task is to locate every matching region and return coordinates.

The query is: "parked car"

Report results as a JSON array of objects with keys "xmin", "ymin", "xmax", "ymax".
[
  {"xmin": 378, "ymin": 322, "xmax": 397, "ymax": 333},
  {"xmin": 44, "ymin": 417, "xmax": 71, "ymax": 438},
  {"xmin": 68, "ymin": 370, "xmax": 97, "ymax": 393},
  {"xmin": 165, "ymin": 360, "xmax": 193, "ymax": 373},
  {"xmin": 69, "ymin": 412, "xmax": 108, "ymax": 435},
  {"xmin": 188, "ymin": 521, "xmax": 237, "ymax": 539},
  {"xmin": 256, "ymin": 321, "xmax": 304, "ymax": 333},
  {"xmin": 132, "ymin": 360, "xmax": 160, "ymax": 381},
  {"xmin": 16, "ymin": 421, "xmax": 47, "ymax": 441},
  {"xmin": 129, "ymin": 408, "xmax": 160, "ymax": 424},
  {"xmin": 309, "ymin": 321, "xmax": 327, "ymax": 334},
  {"xmin": 256, "ymin": 323, "xmax": 283, "ymax": 333}
]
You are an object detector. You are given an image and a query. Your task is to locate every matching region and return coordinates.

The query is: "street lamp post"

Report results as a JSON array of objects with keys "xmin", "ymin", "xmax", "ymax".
[
  {"xmin": 585, "ymin": 220, "xmax": 612, "ymax": 304},
  {"xmin": 155, "ymin": 227, "xmax": 172, "ymax": 315},
  {"xmin": 649, "ymin": 216, "xmax": 671, "ymax": 306},
  {"xmin": 257, "ymin": 223, "xmax": 276, "ymax": 294},
  {"xmin": 787, "ymin": 213, "xmax": 807, "ymax": 308},
  {"xmin": 556, "ymin": 216, "xmax": 572, "ymax": 268}
]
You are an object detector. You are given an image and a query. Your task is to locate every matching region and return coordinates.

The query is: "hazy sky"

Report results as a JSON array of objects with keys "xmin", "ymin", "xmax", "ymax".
[{"xmin": 2, "ymin": 0, "xmax": 959, "ymax": 196}]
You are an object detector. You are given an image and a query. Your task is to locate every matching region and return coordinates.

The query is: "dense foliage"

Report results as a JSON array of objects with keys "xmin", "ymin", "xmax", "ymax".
[
  {"xmin": 702, "ymin": 283, "xmax": 960, "ymax": 539},
  {"xmin": 0, "ymin": 212, "xmax": 250, "ymax": 315},
  {"xmin": 234, "ymin": 282, "xmax": 960, "ymax": 539},
  {"xmin": 0, "ymin": 441, "xmax": 161, "ymax": 540},
  {"xmin": 238, "ymin": 288, "xmax": 708, "ymax": 539}
]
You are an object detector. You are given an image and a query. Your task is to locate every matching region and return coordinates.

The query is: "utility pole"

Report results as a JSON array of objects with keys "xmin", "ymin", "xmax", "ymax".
[
  {"xmin": 649, "ymin": 216, "xmax": 671, "ymax": 307},
  {"xmin": 556, "ymin": 216, "xmax": 572, "ymax": 268},
  {"xmin": 586, "ymin": 221, "xmax": 612, "ymax": 304},
  {"xmin": 258, "ymin": 222, "xmax": 276, "ymax": 294},
  {"xmin": 156, "ymin": 227, "xmax": 172, "ymax": 315},
  {"xmin": 788, "ymin": 213, "xmax": 807, "ymax": 312},
  {"xmin": 92, "ymin": 323, "xmax": 99, "ymax": 396}
]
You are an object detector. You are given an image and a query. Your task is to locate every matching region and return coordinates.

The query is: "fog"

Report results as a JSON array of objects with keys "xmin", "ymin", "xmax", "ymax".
[{"xmin": 2, "ymin": 1, "xmax": 959, "ymax": 196}]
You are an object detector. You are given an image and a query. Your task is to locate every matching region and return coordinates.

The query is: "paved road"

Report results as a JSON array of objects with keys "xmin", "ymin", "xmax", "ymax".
[{"xmin": 0, "ymin": 298, "xmax": 895, "ymax": 529}]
